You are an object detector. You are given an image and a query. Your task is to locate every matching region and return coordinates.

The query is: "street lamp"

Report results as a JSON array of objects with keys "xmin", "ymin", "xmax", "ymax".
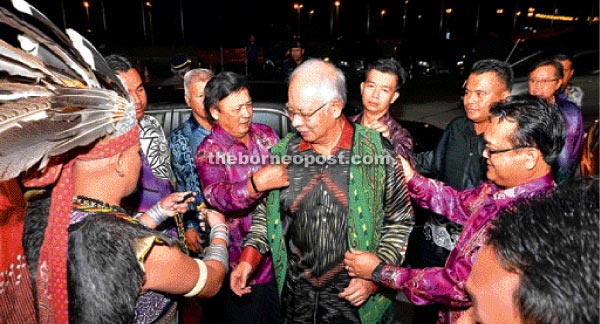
[
  {"xmin": 293, "ymin": 3, "xmax": 304, "ymax": 36},
  {"xmin": 82, "ymin": 1, "xmax": 91, "ymax": 32},
  {"xmin": 334, "ymin": 1, "xmax": 340, "ymax": 36},
  {"xmin": 145, "ymin": 1, "xmax": 154, "ymax": 46},
  {"xmin": 402, "ymin": 0, "xmax": 409, "ymax": 33},
  {"xmin": 380, "ymin": 9, "xmax": 386, "ymax": 19}
]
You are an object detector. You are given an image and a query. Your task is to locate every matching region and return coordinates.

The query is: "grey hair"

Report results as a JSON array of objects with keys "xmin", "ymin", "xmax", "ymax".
[
  {"xmin": 184, "ymin": 68, "xmax": 214, "ymax": 97},
  {"xmin": 289, "ymin": 59, "xmax": 347, "ymax": 106}
]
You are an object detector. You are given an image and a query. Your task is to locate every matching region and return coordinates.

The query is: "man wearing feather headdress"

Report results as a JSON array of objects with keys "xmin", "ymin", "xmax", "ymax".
[{"xmin": 0, "ymin": 1, "xmax": 229, "ymax": 323}]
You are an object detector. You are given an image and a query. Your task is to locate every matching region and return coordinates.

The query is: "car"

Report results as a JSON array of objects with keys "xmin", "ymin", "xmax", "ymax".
[
  {"xmin": 146, "ymin": 101, "xmax": 293, "ymax": 139},
  {"xmin": 146, "ymin": 99, "xmax": 443, "ymax": 159}
]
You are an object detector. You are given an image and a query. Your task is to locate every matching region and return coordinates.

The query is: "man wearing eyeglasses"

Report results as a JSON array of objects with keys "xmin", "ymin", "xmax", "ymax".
[
  {"xmin": 405, "ymin": 59, "xmax": 513, "ymax": 324},
  {"xmin": 231, "ymin": 59, "xmax": 414, "ymax": 323},
  {"xmin": 344, "ymin": 95, "xmax": 565, "ymax": 324},
  {"xmin": 528, "ymin": 59, "xmax": 584, "ymax": 184}
]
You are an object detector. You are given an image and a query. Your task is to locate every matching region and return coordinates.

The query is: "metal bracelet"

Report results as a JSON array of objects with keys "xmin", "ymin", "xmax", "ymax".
[
  {"xmin": 210, "ymin": 230, "xmax": 229, "ymax": 247},
  {"xmin": 209, "ymin": 223, "xmax": 230, "ymax": 246},
  {"xmin": 210, "ymin": 223, "xmax": 229, "ymax": 232},
  {"xmin": 203, "ymin": 244, "xmax": 229, "ymax": 272},
  {"xmin": 146, "ymin": 203, "xmax": 169, "ymax": 226}
]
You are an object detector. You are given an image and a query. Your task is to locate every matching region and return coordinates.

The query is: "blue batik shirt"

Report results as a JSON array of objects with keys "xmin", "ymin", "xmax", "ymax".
[{"xmin": 168, "ymin": 116, "xmax": 211, "ymax": 234}]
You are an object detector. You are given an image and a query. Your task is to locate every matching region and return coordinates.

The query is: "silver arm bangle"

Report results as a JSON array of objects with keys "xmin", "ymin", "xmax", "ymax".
[
  {"xmin": 209, "ymin": 223, "xmax": 230, "ymax": 246},
  {"xmin": 210, "ymin": 231, "xmax": 229, "ymax": 247},
  {"xmin": 210, "ymin": 223, "xmax": 228, "ymax": 231},
  {"xmin": 203, "ymin": 244, "xmax": 229, "ymax": 273},
  {"xmin": 146, "ymin": 203, "xmax": 169, "ymax": 226}
]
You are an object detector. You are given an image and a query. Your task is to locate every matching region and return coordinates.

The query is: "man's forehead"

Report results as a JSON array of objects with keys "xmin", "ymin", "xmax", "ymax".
[
  {"xmin": 366, "ymin": 70, "xmax": 398, "ymax": 86},
  {"xmin": 485, "ymin": 118, "xmax": 516, "ymax": 143}
]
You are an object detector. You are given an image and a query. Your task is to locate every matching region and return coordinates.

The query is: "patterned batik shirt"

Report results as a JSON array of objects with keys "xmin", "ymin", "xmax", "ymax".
[
  {"xmin": 554, "ymin": 92, "xmax": 585, "ymax": 184},
  {"xmin": 375, "ymin": 173, "xmax": 555, "ymax": 324},
  {"xmin": 243, "ymin": 119, "xmax": 414, "ymax": 323},
  {"xmin": 169, "ymin": 116, "xmax": 211, "ymax": 232},
  {"xmin": 196, "ymin": 123, "xmax": 279, "ymax": 284}
]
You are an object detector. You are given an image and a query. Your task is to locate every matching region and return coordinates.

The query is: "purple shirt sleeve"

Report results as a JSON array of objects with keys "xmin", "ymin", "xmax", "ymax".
[
  {"xmin": 407, "ymin": 175, "xmax": 485, "ymax": 225},
  {"xmin": 378, "ymin": 246, "xmax": 477, "ymax": 307},
  {"xmin": 555, "ymin": 100, "xmax": 584, "ymax": 183}
]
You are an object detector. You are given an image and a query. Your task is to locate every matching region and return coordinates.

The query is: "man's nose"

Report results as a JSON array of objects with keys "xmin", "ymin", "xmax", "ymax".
[
  {"xmin": 371, "ymin": 88, "xmax": 380, "ymax": 98},
  {"xmin": 291, "ymin": 114, "xmax": 304, "ymax": 128},
  {"xmin": 241, "ymin": 104, "xmax": 252, "ymax": 117}
]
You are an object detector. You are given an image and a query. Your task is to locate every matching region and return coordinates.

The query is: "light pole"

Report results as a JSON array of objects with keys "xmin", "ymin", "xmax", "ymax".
[
  {"xmin": 82, "ymin": 1, "xmax": 91, "ymax": 32},
  {"xmin": 145, "ymin": 1, "xmax": 154, "ymax": 46},
  {"xmin": 60, "ymin": 0, "xmax": 67, "ymax": 29},
  {"xmin": 309, "ymin": 9, "xmax": 314, "ymax": 34},
  {"xmin": 293, "ymin": 3, "xmax": 304, "ymax": 37},
  {"xmin": 100, "ymin": 0, "xmax": 107, "ymax": 33},
  {"xmin": 334, "ymin": 1, "xmax": 340, "ymax": 36},
  {"xmin": 402, "ymin": 0, "xmax": 409, "ymax": 34},
  {"xmin": 380, "ymin": 9, "xmax": 386, "ymax": 36}
]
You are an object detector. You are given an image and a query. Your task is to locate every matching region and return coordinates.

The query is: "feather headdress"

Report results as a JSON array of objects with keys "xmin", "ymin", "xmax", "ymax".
[
  {"xmin": 0, "ymin": 0, "xmax": 136, "ymax": 181},
  {"xmin": 0, "ymin": 1, "xmax": 139, "ymax": 323}
]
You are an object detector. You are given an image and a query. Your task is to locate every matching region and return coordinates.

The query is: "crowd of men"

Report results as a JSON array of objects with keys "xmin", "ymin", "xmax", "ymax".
[{"xmin": 0, "ymin": 4, "xmax": 597, "ymax": 324}]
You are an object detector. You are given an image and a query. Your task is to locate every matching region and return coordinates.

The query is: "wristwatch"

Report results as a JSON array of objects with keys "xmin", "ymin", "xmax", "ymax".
[{"xmin": 371, "ymin": 261, "xmax": 386, "ymax": 283}]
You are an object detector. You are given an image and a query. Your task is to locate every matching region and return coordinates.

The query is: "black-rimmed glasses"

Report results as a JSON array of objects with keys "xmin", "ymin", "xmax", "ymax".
[{"xmin": 286, "ymin": 101, "xmax": 330, "ymax": 119}]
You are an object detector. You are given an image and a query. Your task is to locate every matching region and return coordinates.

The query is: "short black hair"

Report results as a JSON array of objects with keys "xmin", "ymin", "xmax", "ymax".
[
  {"xmin": 489, "ymin": 94, "xmax": 565, "ymax": 165},
  {"xmin": 470, "ymin": 59, "xmax": 514, "ymax": 91},
  {"xmin": 529, "ymin": 59, "xmax": 564, "ymax": 80},
  {"xmin": 367, "ymin": 58, "xmax": 408, "ymax": 90},
  {"xmin": 203, "ymin": 71, "xmax": 248, "ymax": 115},
  {"xmin": 105, "ymin": 54, "xmax": 133, "ymax": 73},
  {"xmin": 488, "ymin": 177, "xmax": 599, "ymax": 324},
  {"xmin": 552, "ymin": 53, "xmax": 574, "ymax": 69}
]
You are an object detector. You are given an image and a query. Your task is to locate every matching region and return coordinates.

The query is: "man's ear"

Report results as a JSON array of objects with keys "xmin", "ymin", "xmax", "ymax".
[
  {"xmin": 390, "ymin": 91, "xmax": 400, "ymax": 104},
  {"xmin": 113, "ymin": 152, "xmax": 126, "ymax": 177},
  {"xmin": 501, "ymin": 89, "xmax": 511, "ymax": 101},
  {"xmin": 332, "ymin": 99, "xmax": 344, "ymax": 119},
  {"xmin": 184, "ymin": 95, "xmax": 191, "ymax": 107},
  {"xmin": 209, "ymin": 106, "xmax": 219, "ymax": 121},
  {"xmin": 524, "ymin": 148, "xmax": 541, "ymax": 170}
]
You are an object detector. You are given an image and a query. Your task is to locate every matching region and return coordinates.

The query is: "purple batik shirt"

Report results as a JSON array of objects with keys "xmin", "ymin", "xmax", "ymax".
[
  {"xmin": 555, "ymin": 92, "xmax": 584, "ymax": 184},
  {"xmin": 349, "ymin": 112, "xmax": 415, "ymax": 165},
  {"xmin": 196, "ymin": 123, "xmax": 279, "ymax": 285},
  {"xmin": 377, "ymin": 173, "xmax": 555, "ymax": 324}
]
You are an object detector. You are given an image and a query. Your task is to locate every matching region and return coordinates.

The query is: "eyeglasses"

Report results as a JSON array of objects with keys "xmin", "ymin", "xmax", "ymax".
[
  {"xmin": 484, "ymin": 146, "xmax": 530, "ymax": 156},
  {"xmin": 528, "ymin": 78, "xmax": 559, "ymax": 85},
  {"xmin": 286, "ymin": 101, "xmax": 331, "ymax": 119}
]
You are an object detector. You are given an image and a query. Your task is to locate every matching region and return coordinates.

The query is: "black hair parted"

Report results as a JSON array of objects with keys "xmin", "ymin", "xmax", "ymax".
[
  {"xmin": 488, "ymin": 177, "xmax": 599, "ymax": 324},
  {"xmin": 105, "ymin": 54, "xmax": 134, "ymax": 73},
  {"xmin": 367, "ymin": 58, "xmax": 408, "ymax": 90},
  {"xmin": 470, "ymin": 59, "xmax": 514, "ymax": 92},
  {"xmin": 529, "ymin": 59, "xmax": 564, "ymax": 80},
  {"xmin": 489, "ymin": 94, "xmax": 566, "ymax": 165},
  {"xmin": 203, "ymin": 71, "xmax": 248, "ymax": 115}
]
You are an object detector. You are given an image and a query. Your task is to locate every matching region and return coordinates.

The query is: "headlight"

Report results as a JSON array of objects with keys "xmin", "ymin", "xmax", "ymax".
[
  {"xmin": 338, "ymin": 60, "xmax": 350, "ymax": 68},
  {"xmin": 417, "ymin": 60, "xmax": 430, "ymax": 67}
]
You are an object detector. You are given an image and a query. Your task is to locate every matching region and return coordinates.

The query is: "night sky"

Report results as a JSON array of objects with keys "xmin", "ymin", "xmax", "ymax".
[{"xmin": 16, "ymin": 0, "xmax": 600, "ymax": 54}]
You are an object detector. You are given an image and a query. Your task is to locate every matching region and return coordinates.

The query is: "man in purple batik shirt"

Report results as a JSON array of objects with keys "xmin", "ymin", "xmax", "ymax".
[
  {"xmin": 344, "ymin": 95, "xmax": 566, "ymax": 324},
  {"xmin": 349, "ymin": 58, "xmax": 414, "ymax": 165},
  {"xmin": 196, "ymin": 72, "xmax": 287, "ymax": 324},
  {"xmin": 528, "ymin": 59, "xmax": 584, "ymax": 184}
]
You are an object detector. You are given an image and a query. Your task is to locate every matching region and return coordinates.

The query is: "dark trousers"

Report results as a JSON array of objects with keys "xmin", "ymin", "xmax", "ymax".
[{"xmin": 202, "ymin": 280, "xmax": 280, "ymax": 324}]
